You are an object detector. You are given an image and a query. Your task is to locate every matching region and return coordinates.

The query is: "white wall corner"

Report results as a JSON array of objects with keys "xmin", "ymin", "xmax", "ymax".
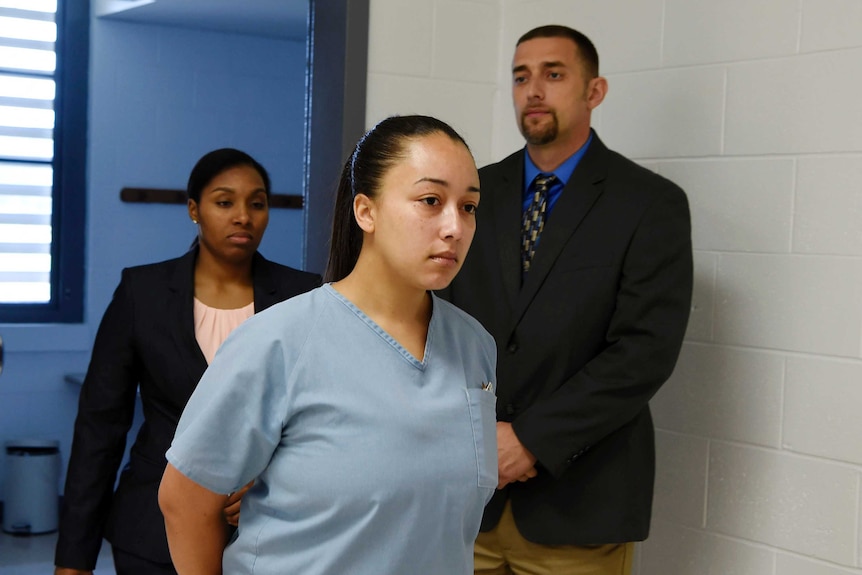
[{"xmin": 92, "ymin": 0, "xmax": 155, "ymax": 19}]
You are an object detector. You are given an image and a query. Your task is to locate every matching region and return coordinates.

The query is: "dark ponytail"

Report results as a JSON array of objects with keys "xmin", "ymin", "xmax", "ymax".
[{"xmin": 324, "ymin": 158, "xmax": 363, "ymax": 283}]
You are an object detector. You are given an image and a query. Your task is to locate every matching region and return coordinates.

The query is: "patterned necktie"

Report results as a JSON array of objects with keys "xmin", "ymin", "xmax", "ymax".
[{"xmin": 521, "ymin": 174, "xmax": 557, "ymax": 274}]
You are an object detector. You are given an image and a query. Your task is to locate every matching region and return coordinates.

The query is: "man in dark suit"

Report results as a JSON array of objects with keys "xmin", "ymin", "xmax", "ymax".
[{"xmin": 443, "ymin": 25, "xmax": 693, "ymax": 574}]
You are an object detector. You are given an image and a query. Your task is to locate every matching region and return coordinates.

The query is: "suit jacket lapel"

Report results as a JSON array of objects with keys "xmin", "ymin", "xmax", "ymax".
[
  {"xmin": 251, "ymin": 253, "xmax": 281, "ymax": 312},
  {"xmin": 167, "ymin": 249, "xmax": 208, "ymax": 387},
  {"xmin": 512, "ymin": 134, "xmax": 609, "ymax": 327},
  {"xmin": 169, "ymin": 251, "xmax": 279, "ymax": 395},
  {"xmin": 489, "ymin": 151, "xmax": 526, "ymax": 311}
]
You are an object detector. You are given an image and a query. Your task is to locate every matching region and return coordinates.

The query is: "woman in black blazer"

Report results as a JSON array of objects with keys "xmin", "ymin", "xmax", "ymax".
[{"xmin": 54, "ymin": 149, "xmax": 321, "ymax": 575}]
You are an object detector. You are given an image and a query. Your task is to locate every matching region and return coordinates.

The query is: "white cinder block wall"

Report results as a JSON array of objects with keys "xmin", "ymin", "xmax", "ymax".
[{"xmin": 366, "ymin": 1, "xmax": 862, "ymax": 573}]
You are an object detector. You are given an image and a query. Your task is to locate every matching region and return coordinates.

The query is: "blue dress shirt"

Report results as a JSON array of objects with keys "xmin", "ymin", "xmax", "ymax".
[{"xmin": 522, "ymin": 131, "xmax": 594, "ymax": 219}]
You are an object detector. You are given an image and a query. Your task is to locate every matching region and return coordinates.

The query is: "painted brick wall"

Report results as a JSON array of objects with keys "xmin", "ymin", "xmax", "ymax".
[{"xmin": 367, "ymin": 1, "xmax": 862, "ymax": 573}]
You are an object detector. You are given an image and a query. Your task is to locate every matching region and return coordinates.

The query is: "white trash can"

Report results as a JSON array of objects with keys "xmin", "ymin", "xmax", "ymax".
[{"xmin": 3, "ymin": 439, "xmax": 60, "ymax": 534}]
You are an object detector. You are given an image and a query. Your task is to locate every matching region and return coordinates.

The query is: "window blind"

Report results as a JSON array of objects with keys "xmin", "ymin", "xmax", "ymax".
[{"xmin": 0, "ymin": 0, "xmax": 57, "ymax": 303}]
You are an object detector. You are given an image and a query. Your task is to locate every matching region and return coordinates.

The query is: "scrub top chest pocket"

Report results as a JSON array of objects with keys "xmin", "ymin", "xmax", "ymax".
[{"xmin": 466, "ymin": 387, "xmax": 498, "ymax": 488}]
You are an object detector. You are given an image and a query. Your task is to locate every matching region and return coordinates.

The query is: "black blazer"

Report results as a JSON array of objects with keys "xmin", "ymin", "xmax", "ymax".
[
  {"xmin": 443, "ymin": 132, "xmax": 692, "ymax": 544},
  {"xmin": 55, "ymin": 249, "xmax": 320, "ymax": 569}
]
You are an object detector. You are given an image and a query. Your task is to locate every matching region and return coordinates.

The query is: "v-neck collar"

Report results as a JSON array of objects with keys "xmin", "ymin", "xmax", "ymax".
[{"xmin": 323, "ymin": 284, "xmax": 434, "ymax": 371}]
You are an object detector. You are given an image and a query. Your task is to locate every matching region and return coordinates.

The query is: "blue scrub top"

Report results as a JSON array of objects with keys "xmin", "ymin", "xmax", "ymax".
[{"xmin": 168, "ymin": 284, "xmax": 498, "ymax": 575}]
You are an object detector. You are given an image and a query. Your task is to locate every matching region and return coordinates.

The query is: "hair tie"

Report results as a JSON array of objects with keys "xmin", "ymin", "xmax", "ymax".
[{"xmin": 350, "ymin": 143, "xmax": 360, "ymax": 197}]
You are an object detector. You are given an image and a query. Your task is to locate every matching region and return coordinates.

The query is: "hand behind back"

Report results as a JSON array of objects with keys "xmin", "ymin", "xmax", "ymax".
[{"xmin": 224, "ymin": 480, "xmax": 254, "ymax": 526}]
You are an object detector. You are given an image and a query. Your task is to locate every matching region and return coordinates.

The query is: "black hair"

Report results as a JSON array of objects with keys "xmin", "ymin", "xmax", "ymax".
[
  {"xmin": 324, "ymin": 115, "xmax": 470, "ymax": 283},
  {"xmin": 186, "ymin": 148, "xmax": 271, "ymax": 203},
  {"xmin": 517, "ymin": 25, "xmax": 600, "ymax": 78}
]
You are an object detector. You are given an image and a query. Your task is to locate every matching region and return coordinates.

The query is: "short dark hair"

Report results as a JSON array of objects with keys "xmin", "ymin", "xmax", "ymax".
[
  {"xmin": 324, "ymin": 115, "xmax": 471, "ymax": 283},
  {"xmin": 186, "ymin": 148, "xmax": 271, "ymax": 203},
  {"xmin": 517, "ymin": 25, "xmax": 599, "ymax": 78}
]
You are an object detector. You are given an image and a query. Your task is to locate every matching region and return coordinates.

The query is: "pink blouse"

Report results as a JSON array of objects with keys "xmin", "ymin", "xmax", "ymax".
[{"xmin": 193, "ymin": 298, "xmax": 255, "ymax": 365}]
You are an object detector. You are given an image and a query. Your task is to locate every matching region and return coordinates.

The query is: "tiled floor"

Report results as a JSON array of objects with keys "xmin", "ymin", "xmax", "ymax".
[{"xmin": 0, "ymin": 529, "xmax": 115, "ymax": 574}]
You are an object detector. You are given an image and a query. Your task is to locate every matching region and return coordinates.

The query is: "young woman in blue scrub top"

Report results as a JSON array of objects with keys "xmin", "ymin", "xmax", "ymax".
[{"xmin": 158, "ymin": 115, "xmax": 498, "ymax": 575}]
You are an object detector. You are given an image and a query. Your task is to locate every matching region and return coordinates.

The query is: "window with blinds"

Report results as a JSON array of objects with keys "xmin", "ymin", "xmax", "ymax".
[
  {"xmin": 0, "ymin": 0, "xmax": 87, "ymax": 322},
  {"xmin": 0, "ymin": 0, "xmax": 56, "ymax": 304}
]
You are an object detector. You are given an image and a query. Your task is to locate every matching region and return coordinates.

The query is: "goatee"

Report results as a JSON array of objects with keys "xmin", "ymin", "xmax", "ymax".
[{"xmin": 520, "ymin": 113, "xmax": 558, "ymax": 146}]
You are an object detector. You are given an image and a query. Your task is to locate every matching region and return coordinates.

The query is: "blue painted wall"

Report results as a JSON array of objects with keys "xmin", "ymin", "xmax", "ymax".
[{"xmin": 0, "ymin": 17, "xmax": 310, "ymax": 498}]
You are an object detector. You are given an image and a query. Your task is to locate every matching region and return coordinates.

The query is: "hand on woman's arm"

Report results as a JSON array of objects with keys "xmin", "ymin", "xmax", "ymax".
[
  {"xmin": 159, "ymin": 463, "xmax": 228, "ymax": 575},
  {"xmin": 223, "ymin": 480, "xmax": 253, "ymax": 527}
]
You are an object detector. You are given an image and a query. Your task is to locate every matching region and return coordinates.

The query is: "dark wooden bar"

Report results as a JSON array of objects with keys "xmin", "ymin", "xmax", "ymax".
[{"xmin": 120, "ymin": 187, "xmax": 303, "ymax": 209}]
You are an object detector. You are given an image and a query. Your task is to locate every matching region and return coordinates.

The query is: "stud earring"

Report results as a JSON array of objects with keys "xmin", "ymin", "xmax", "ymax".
[{"xmin": 192, "ymin": 219, "xmax": 198, "ymax": 224}]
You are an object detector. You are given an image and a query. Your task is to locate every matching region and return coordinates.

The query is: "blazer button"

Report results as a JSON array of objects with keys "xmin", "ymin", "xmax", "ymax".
[
  {"xmin": 505, "ymin": 403, "xmax": 515, "ymax": 415},
  {"xmin": 506, "ymin": 342, "xmax": 518, "ymax": 354}
]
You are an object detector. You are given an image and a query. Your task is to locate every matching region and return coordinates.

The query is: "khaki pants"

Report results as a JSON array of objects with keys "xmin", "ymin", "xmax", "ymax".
[{"xmin": 474, "ymin": 501, "xmax": 634, "ymax": 575}]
